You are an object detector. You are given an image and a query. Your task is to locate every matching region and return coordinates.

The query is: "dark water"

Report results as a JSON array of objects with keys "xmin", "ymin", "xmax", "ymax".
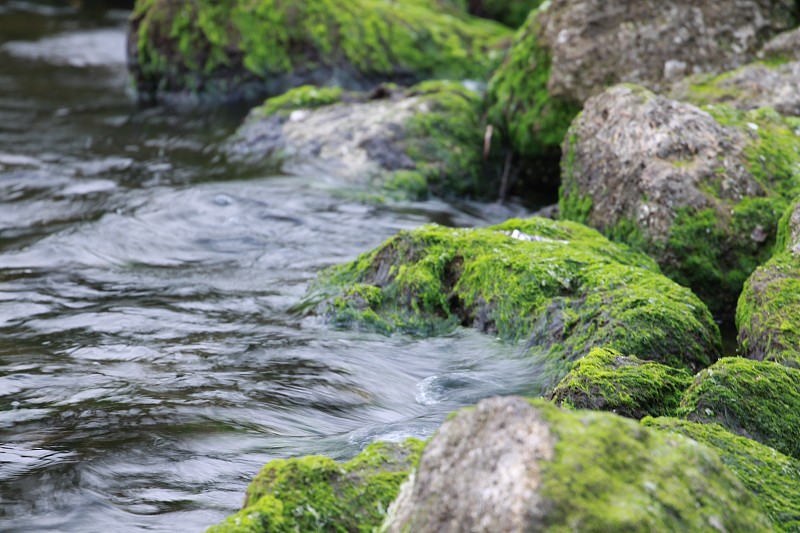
[{"xmin": 0, "ymin": 3, "xmax": 544, "ymax": 532}]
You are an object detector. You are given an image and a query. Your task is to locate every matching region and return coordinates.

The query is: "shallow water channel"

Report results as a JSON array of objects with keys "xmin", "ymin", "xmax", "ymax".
[{"xmin": 0, "ymin": 3, "xmax": 548, "ymax": 532}]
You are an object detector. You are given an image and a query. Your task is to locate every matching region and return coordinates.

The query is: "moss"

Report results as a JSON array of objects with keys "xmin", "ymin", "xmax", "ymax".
[
  {"xmin": 207, "ymin": 439, "xmax": 425, "ymax": 533},
  {"xmin": 254, "ymin": 85, "xmax": 346, "ymax": 117},
  {"xmin": 644, "ymin": 418, "xmax": 800, "ymax": 532},
  {"xmin": 533, "ymin": 400, "xmax": 773, "ymax": 532},
  {"xmin": 486, "ymin": 9, "xmax": 582, "ymax": 161},
  {"xmin": 130, "ymin": 0, "xmax": 512, "ymax": 102},
  {"xmin": 308, "ymin": 217, "xmax": 721, "ymax": 389},
  {"xmin": 678, "ymin": 357, "xmax": 800, "ymax": 461},
  {"xmin": 549, "ymin": 348, "xmax": 693, "ymax": 419}
]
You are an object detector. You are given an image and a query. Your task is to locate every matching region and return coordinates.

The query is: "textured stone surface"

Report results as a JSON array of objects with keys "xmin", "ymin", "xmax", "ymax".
[{"xmin": 760, "ymin": 26, "xmax": 800, "ymax": 62}]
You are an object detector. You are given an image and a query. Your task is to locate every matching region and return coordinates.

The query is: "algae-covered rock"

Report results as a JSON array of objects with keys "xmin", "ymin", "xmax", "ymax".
[
  {"xmin": 308, "ymin": 217, "xmax": 721, "ymax": 389},
  {"xmin": 670, "ymin": 60, "xmax": 800, "ymax": 117},
  {"xmin": 486, "ymin": 0, "xmax": 795, "ymax": 164},
  {"xmin": 382, "ymin": 396, "xmax": 772, "ymax": 532},
  {"xmin": 548, "ymin": 348, "xmax": 692, "ymax": 419},
  {"xmin": 127, "ymin": 0, "xmax": 511, "ymax": 105},
  {"xmin": 678, "ymin": 357, "xmax": 800, "ymax": 461},
  {"xmin": 559, "ymin": 84, "xmax": 800, "ymax": 315},
  {"xmin": 207, "ymin": 439, "xmax": 424, "ymax": 533},
  {"xmin": 644, "ymin": 417, "xmax": 800, "ymax": 532},
  {"xmin": 226, "ymin": 81, "xmax": 492, "ymax": 200},
  {"xmin": 467, "ymin": 0, "xmax": 544, "ymax": 28},
  {"xmin": 738, "ymin": 198, "xmax": 800, "ymax": 365}
]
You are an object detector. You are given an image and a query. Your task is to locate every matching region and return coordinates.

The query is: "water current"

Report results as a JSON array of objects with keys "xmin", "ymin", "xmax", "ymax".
[{"xmin": 0, "ymin": 2, "xmax": 547, "ymax": 532}]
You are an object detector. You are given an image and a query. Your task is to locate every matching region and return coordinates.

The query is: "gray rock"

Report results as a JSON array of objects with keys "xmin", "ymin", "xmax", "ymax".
[{"xmin": 760, "ymin": 26, "xmax": 800, "ymax": 62}]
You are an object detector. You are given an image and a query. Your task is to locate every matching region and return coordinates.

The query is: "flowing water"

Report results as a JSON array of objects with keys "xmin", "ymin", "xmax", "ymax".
[{"xmin": 0, "ymin": 2, "xmax": 548, "ymax": 532}]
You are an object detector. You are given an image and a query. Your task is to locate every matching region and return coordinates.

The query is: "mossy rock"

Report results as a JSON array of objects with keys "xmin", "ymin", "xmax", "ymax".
[
  {"xmin": 560, "ymin": 84, "xmax": 800, "ymax": 317},
  {"xmin": 644, "ymin": 417, "xmax": 800, "ymax": 532},
  {"xmin": 383, "ymin": 396, "xmax": 772, "ymax": 532},
  {"xmin": 128, "ymin": 0, "xmax": 511, "ymax": 105},
  {"xmin": 207, "ymin": 439, "xmax": 425, "ymax": 533},
  {"xmin": 307, "ymin": 217, "xmax": 721, "ymax": 390},
  {"xmin": 227, "ymin": 81, "xmax": 495, "ymax": 200},
  {"xmin": 549, "ymin": 348, "xmax": 693, "ymax": 419},
  {"xmin": 467, "ymin": 0, "xmax": 545, "ymax": 28},
  {"xmin": 678, "ymin": 357, "xmax": 800, "ymax": 461},
  {"xmin": 738, "ymin": 197, "xmax": 800, "ymax": 366}
]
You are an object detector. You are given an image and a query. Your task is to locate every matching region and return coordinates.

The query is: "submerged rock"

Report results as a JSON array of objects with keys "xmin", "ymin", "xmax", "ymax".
[
  {"xmin": 548, "ymin": 348, "xmax": 692, "ymax": 419},
  {"xmin": 559, "ymin": 84, "xmax": 800, "ymax": 315},
  {"xmin": 226, "ymin": 81, "xmax": 493, "ymax": 200},
  {"xmin": 486, "ymin": 0, "xmax": 795, "ymax": 165},
  {"xmin": 678, "ymin": 357, "xmax": 800, "ymax": 461},
  {"xmin": 383, "ymin": 396, "xmax": 772, "ymax": 532},
  {"xmin": 644, "ymin": 417, "xmax": 800, "ymax": 532},
  {"xmin": 127, "ymin": 0, "xmax": 510, "ymax": 105},
  {"xmin": 738, "ymin": 197, "xmax": 800, "ymax": 365},
  {"xmin": 308, "ymin": 217, "xmax": 721, "ymax": 390},
  {"xmin": 207, "ymin": 439, "xmax": 424, "ymax": 533}
]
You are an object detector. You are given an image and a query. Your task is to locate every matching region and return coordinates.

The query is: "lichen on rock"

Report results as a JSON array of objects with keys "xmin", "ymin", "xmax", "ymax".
[
  {"xmin": 306, "ymin": 217, "xmax": 721, "ymax": 390},
  {"xmin": 206, "ymin": 439, "xmax": 425, "ymax": 533},
  {"xmin": 382, "ymin": 396, "xmax": 772, "ymax": 532},
  {"xmin": 548, "ymin": 348, "xmax": 693, "ymax": 419},
  {"xmin": 678, "ymin": 357, "xmax": 800, "ymax": 461}
]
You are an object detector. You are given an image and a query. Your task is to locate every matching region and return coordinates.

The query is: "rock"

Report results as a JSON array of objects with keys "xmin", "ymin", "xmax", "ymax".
[
  {"xmin": 548, "ymin": 348, "xmax": 692, "ymax": 419},
  {"xmin": 760, "ymin": 26, "xmax": 800, "ymax": 62},
  {"xmin": 226, "ymin": 81, "xmax": 494, "ymax": 200},
  {"xmin": 486, "ymin": 0, "xmax": 795, "ymax": 165},
  {"xmin": 678, "ymin": 357, "xmax": 800, "ymax": 461},
  {"xmin": 308, "ymin": 217, "xmax": 721, "ymax": 390},
  {"xmin": 207, "ymin": 439, "xmax": 425, "ymax": 533},
  {"xmin": 559, "ymin": 84, "xmax": 800, "ymax": 315},
  {"xmin": 382, "ymin": 396, "xmax": 772, "ymax": 532},
  {"xmin": 738, "ymin": 197, "xmax": 800, "ymax": 365},
  {"xmin": 467, "ymin": 0, "xmax": 545, "ymax": 28},
  {"xmin": 671, "ymin": 60, "xmax": 800, "ymax": 116},
  {"xmin": 644, "ymin": 417, "xmax": 800, "ymax": 532},
  {"xmin": 127, "ymin": 0, "xmax": 511, "ymax": 105}
]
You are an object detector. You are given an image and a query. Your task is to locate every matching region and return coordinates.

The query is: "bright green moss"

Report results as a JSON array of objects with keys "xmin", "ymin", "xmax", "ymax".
[
  {"xmin": 207, "ymin": 439, "xmax": 425, "ymax": 533},
  {"xmin": 532, "ymin": 400, "xmax": 773, "ymax": 532},
  {"xmin": 643, "ymin": 418, "xmax": 800, "ymax": 532},
  {"xmin": 486, "ymin": 10, "xmax": 582, "ymax": 161},
  {"xmin": 678, "ymin": 357, "xmax": 800, "ymax": 461},
  {"xmin": 549, "ymin": 348, "xmax": 693, "ymax": 419},
  {"xmin": 254, "ymin": 85, "xmax": 345, "ymax": 117},
  {"xmin": 309, "ymin": 218, "xmax": 721, "ymax": 389},
  {"xmin": 131, "ymin": 0, "xmax": 511, "ymax": 101}
]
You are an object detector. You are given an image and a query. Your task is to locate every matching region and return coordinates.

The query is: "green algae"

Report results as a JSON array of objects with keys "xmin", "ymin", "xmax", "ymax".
[
  {"xmin": 486, "ymin": 10, "xmax": 581, "ymax": 162},
  {"xmin": 678, "ymin": 357, "xmax": 800, "ymax": 461},
  {"xmin": 644, "ymin": 417, "xmax": 800, "ymax": 532},
  {"xmin": 130, "ymin": 0, "xmax": 511, "ymax": 101},
  {"xmin": 207, "ymin": 439, "xmax": 425, "ymax": 533},
  {"xmin": 254, "ymin": 85, "xmax": 346, "ymax": 117},
  {"xmin": 549, "ymin": 348, "xmax": 693, "ymax": 419},
  {"xmin": 533, "ymin": 400, "xmax": 773, "ymax": 532},
  {"xmin": 308, "ymin": 217, "xmax": 721, "ymax": 388}
]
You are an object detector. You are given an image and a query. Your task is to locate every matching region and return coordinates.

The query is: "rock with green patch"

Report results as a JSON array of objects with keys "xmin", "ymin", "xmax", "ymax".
[
  {"xmin": 308, "ymin": 217, "xmax": 721, "ymax": 390},
  {"xmin": 467, "ymin": 0, "xmax": 544, "ymax": 28},
  {"xmin": 382, "ymin": 396, "xmax": 772, "ymax": 532},
  {"xmin": 128, "ymin": 0, "xmax": 511, "ymax": 105},
  {"xmin": 226, "ymin": 81, "xmax": 493, "ymax": 200},
  {"xmin": 559, "ymin": 84, "xmax": 800, "ymax": 315},
  {"xmin": 760, "ymin": 26, "xmax": 800, "ymax": 63},
  {"xmin": 738, "ymin": 197, "xmax": 800, "ymax": 365},
  {"xmin": 644, "ymin": 417, "xmax": 800, "ymax": 532},
  {"xmin": 207, "ymin": 439, "xmax": 425, "ymax": 533},
  {"xmin": 678, "ymin": 357, "xmax": 800, "ymax": 461},
  {"xmin": 486, "ymin": 0, "xmax": 795, "ymax": 166},
  {"xmin": 548, "ymin": 348, "xmax": 692, "ymax": 419}
]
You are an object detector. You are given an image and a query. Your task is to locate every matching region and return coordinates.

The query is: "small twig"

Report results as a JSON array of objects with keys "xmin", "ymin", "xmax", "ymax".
[
  {"xmin": 483, "ymin": 124, "xmax": 493, "ymax": 161},
  {"xmin": 498, "ymin": 150, "xmax": 513, "ymax": 204}
]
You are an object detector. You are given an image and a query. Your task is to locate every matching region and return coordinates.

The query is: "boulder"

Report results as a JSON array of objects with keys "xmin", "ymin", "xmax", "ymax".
[
  {"xmin": 559, "ymin": 84, "xmax": 800, "ymax": 315},
  {"xmin": 486, "ymin": 0, "xmax": 795, "ymax": 164},
  {"xmin": 226, "ymin": 81, "xmax": 494, "ymax": 200},
  {"xmin": 738, "ymin": 197, "xmax": 800, "ymax": 365},
  {"xmin": 678, "ymin": 357, "xmax": 800, "ymax": 460},
  {"xmin": 382, "ymin": 396, "xmax": 772, "ymax": 532},
  {"xmin": 307, "ymin": 217, "xmax": 721, "ymax": 390},
  {"xmin": 644, "ymin": 417, "xmax": 800, "ymax": 532},
  {"xmin": 760, "ymin": 26, "xmax": 800, "ymax": 62},
  {"xmin": 207, "ymin": 439, "xmax": 424, "ymax": 533},
  {"xmin": 127, "ymin": 0, "xmax": 511, "ymax": 105},
  {"xmin": 548, "ymin": 348, "xmax": 692, "ymax": 419}
]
